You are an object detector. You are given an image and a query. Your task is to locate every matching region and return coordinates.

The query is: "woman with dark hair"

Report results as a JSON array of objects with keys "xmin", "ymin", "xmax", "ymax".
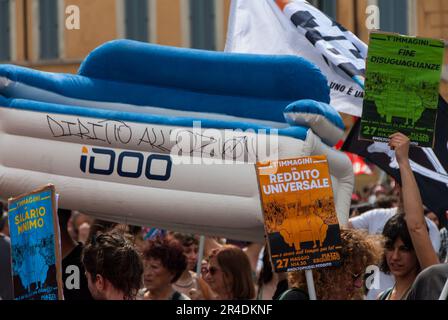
[
  {"xmin": 377, "ymin": 133, "xmax": 439, "ymax": 300},
  {"xmin": 204, "ymin": 245, "xmax": 255, "ymax": 300},
  {"xmin": 256, "ymin": 247, "xmax": 287, "ymax": 300},
  {"xmin": 168, "ymin": 232, "xmax": 213, "ymax": 300},
  {"xmin": 256, "ymin": 248, "xmax": 274, "ymax": 300},
  {"xmin": 379, "ymin": 213, "xmax": 426, "ymax": 299},
  {"xmin": 141, "ymin": 237, "xmax": 190, "ymax": 300}
]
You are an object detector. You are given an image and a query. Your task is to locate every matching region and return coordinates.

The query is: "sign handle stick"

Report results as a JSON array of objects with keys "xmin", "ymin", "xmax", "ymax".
[
  {"xmin": 439, "ymin": 277, "xmax": 448, "ymax": 300},
  {"xmin": 195, "ymin": 235, "xmax": 206, "ymax": 288},
  {"xmin": 305, "ymin": 269, "xmax": 317, "ymax": 300}
]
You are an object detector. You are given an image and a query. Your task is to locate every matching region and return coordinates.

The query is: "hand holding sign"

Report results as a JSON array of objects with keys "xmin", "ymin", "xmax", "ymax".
[
  {"xmin": 8, "ymin": 184, "xmax": 63, "ymax": 300},
  {"xmin": 360, "ymin": 32, "xmax": 444, "ymax": 147},
  {"xmin": 256, "ymin": 156, "xmax": 342, "ymax": 273},
  {"xmin": 389, "ymin": 132, "xmax": 410, "ymax": 164}
]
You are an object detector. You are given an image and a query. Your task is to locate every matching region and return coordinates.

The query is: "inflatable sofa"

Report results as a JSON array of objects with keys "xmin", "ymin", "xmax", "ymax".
[{"xmin": 0, "ymin": 40, "xmax": 353, "ymax": 241}]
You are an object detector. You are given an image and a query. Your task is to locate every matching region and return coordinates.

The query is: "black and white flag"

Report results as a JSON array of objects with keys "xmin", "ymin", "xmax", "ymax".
[
  {"xmin": 342, "ymin": 96, "xmax": 448, "ymax": 227},
  {"xmin": 225, "ymin": 0, "xmax": 366, "ymax": 116}
]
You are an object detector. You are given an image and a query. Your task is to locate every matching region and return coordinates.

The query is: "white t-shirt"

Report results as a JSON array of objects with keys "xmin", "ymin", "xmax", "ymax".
[{"xmin": 349, "ymin": 207, "xmax": 441, "ymax": 300}]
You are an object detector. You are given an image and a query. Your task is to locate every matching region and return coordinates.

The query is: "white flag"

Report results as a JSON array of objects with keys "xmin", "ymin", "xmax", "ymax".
[{"xmin": 225, "ymin": 0, "xmax": 367, "ymax": 117}]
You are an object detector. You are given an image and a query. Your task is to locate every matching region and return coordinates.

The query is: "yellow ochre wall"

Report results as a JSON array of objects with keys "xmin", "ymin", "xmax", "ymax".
[{"xmin": 8, "ymin": 1, "xmax": 445, "ymax": 82}]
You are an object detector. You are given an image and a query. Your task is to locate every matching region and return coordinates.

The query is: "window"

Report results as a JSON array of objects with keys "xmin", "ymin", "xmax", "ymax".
[
  {"xmin": 309, "ymin": 0, "xmax": 337, "ymax": 20},
  {"xmin": 378, "ymin": 0, "xmax": 408, "ymax": 34},
  {"xmin": 0, "ymin": 0, "xmax": 10, "ymax": 61},
  {"xmin": 189, "ymin": 0, "xmax": 216, "ymax": 50},
  {"xmin": 125, "ymin": 0, "xmax": 149, "ymax": 42},
  {"xmin": 39, "ymin": 0, "xmax": 59, "ymax": 60}
]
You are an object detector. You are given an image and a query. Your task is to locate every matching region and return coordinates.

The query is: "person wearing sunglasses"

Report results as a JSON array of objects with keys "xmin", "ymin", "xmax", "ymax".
[
  {"xmin": 204, "ymin": 245, "xmax": 255, "ymax": 300},
  {"xmin": 167, "ymin": 232, "xmax": 213, "ymax": 300},
  {"xmin": 283, "ymin": 228, "xmax": 381, "ymax": 300}
]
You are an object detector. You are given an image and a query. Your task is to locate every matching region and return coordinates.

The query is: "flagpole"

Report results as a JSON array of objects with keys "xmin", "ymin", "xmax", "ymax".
[
  {"xmin": 377, "ymin": 168, "xmax": 387, "ymax": 185},
  {"xmin": 196, "ymin": 235, "xmax": 206, "ymax": 287},
  {"xmin": 352, "ymin": 76, "xmax": 365, "ymax": 90},
  {"xmin": 305, "ymin": 269, "xmax": 317, "ymax": 300}
]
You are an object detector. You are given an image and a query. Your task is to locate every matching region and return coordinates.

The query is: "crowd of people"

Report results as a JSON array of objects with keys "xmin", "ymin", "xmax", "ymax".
[{"xmin": 0, "ymin": 133, "xmax": 447, "ymax": 300}]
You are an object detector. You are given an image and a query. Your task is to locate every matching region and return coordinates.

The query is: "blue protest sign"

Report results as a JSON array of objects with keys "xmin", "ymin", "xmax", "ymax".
[{"xmin": 8, "ymin": 184, "xmax": 63, "ymax": 300}]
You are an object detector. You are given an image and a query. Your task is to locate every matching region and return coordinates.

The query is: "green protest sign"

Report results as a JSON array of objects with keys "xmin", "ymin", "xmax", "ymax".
[{"xmin": 360, "ymin": 32, "xmax": 444, "ymax": 147}]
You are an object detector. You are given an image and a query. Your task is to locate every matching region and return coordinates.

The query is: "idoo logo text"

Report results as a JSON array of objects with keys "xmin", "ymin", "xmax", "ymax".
[{"xmin": 80, "ymin": 147, "xmax": 172, "ymax": 181}]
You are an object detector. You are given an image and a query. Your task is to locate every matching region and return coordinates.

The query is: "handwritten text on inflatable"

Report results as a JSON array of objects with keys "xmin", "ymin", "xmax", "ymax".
[{"xmin": 46, "ymin": 116, "xmax": 277, "ymax": 163}]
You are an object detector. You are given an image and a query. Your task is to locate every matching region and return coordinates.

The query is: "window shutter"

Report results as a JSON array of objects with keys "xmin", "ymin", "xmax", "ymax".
[
  {"xmin": 39, "ymin": 0, "xmax": 59, "ymax": 60},
  {"xmin": 319, "ymin": 0, "xmax": 337, "ymax": 20},
  {"xmin": 379, "ymin": 0, "xmax": 408, "ymax": 34},
  {"xmin": 308, "ymin": 0, "xmax": 337, "ymax": 20},
  {"xmin": 0, "ymin": 0, "xmax": 11, "ymax": 61},
  {"xmin": 190, "ymin": 0, "xmax": 216, "ymax": 50},
  {"xmin": 125, "ymin": 0, "xmax": 149, "ymax": 42}
]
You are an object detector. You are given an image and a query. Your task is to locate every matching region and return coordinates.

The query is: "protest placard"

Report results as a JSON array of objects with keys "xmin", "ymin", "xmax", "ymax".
[
  {"xmin": 256, "ymin": 156, "xmax": 342, "ymax": 272},
  {"xmin": 360, "ymin": 32, "xmax": 444, "ymax": 147},
  {"xmin": 8, "ymin": 184, "xmax": 63, "ymax": 300}
]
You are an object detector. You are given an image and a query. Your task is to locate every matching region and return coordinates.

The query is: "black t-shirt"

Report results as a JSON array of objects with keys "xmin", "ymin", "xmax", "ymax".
[
  {"xmin": 407, "ymin": 264, "xmax": 448, "ymax": 300},
  {"xmin": 277, "ymin": 288, "xmax": 309, "ymax": 300},
  {"xmin": 0, "ymin": 234, "xmax": 13, "ymax": 300},
  {"xmin": 272, "ymin": 279, "xmax": 289, "ymax": 300},
  {"xmin": 62, "ymin": 243, "xmax": 94, "ymax": 300}
]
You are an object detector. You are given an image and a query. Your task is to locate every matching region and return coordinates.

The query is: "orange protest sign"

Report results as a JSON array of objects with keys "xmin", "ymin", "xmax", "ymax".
[{"xmin": 256, "ymin": 156, "xmax": 342, "ymax": 272}]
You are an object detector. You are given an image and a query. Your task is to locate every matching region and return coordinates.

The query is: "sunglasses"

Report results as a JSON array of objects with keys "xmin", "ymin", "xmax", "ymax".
[
  {"xmin": 350, "ymin": 271, "xmax": 364, "ymax": 281},
  {"xmin": 206, "ymin": 266, "xmax": 221, "ymax": 276}
]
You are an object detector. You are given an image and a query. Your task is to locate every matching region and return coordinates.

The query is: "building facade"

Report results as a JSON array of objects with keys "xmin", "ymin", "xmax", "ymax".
[
  {"xmin": 0, "ymin": 0, "xmax": 447, "ymax": 92},
  {"xmin": 0, "ymin": 0, "xmax": 231, "ymax": 73}
]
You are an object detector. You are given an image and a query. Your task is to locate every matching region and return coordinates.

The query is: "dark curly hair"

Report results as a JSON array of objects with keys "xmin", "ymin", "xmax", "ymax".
[
  {"xmin": 143, "ymin": 237, "xmax": 187, "ymax": 283},
  {"xmin": 82, "ymin": 231, "xmax": 143, "ymax": 300},
  {"xmin": 380, "ymin": 213, "xmax": 425, "ymax": 274},
  {"xmin": 169, "ymin": 232, "xmax": 199, "ymax": 247}
]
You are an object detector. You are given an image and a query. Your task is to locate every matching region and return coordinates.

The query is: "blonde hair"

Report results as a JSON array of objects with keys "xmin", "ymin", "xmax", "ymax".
[{"xmin": 288, "ymin": 228, "xmax": 383, "ymax": 300}]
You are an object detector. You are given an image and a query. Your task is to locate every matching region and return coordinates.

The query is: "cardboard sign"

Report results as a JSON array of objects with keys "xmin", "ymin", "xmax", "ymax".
[
  {"xmin": 256, "ymin": 156, "xmax": 342, "ymax": 272},
  {"xmin": 360, "ymin": 32, "xmax": 444, "ymax": 147},
  {"xmin": 8, "ymin": 184, "xmax": 63, "ymax": 300}
]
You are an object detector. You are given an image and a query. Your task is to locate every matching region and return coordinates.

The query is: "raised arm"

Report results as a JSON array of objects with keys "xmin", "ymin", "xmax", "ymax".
[
  {"xmin": 389, "ymin": 133, "xmax": 439, "ymax": 269},
  {"xmin": 204, "ymin": 236, "xmax": 223, "ymax": 259}
]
